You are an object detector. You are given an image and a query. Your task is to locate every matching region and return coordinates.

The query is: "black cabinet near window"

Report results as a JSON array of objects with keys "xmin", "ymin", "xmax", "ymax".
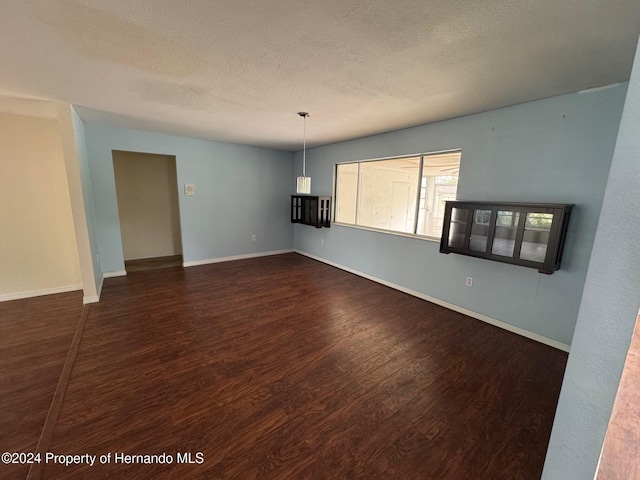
[
  {"xmin": 440, "ymin": 201, "xmax": 573, "ymax": 274},
  {"xmin": 291, "ymin": 195, "xmax": 331, "ymax": 228}
]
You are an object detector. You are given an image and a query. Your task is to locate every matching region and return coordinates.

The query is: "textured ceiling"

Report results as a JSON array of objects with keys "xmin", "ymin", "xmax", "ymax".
[{"xmin": 0, "ymin": 0, "xmax": 639, "ymax": 150}]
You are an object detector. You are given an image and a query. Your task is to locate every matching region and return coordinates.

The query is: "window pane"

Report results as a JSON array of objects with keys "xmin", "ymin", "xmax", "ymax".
[
  {"xmin": 496, "ymin": 210, "xmax": 516, "ymax": 227},
  {"xmin": 525, "ymin": 213, "xmax": 553, "ymax": 230},
  {"xmin": 475, "ymin": 210, "xmax": 491, "ymax": 224},
  {"xmin": 334, "ymin": 150, "xmax": 461, "ymax": 238},
  {"xmin": 357, "ymin": 157, "xmax": 420, "ymax": 234},
  {"xmin": 520, "ymin": 212, "xmax": 553, "ymax": 262},
  {"xmin": 415, "ymin": 152, "xmax": 461, "ymax": 237},
  {"xmin": 335, "ymin": 163, "xmax": 358, "ymax": 224},
  {"xmin": 492, "ymin": 211, "xmax": 520, "ymax": 257}
]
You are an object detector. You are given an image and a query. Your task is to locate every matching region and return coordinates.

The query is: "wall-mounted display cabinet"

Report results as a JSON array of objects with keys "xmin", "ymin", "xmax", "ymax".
[
  {"xmin": 291, "ymin": 195, "xmax": 331, "ymax": 228},
  {"xmin": 440, "ymin": 201, "xmax": 573, "ymax": 274}
]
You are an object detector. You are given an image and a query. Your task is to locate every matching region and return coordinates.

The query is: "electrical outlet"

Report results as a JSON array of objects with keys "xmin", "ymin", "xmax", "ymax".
[
  {"xmin": 466, "ymin": 277, "xmax": 473, "ymax": 287},
  {"xmin": 252, "ymin": 234, "xmax": 256, "ymax": 241},
  {"xmin": 321, "ymin": 238, "xmax": 324, "ymax": 245}
]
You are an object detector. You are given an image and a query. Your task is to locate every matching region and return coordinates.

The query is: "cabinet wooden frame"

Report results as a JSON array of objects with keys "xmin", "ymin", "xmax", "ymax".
[
  {"xmin": 291, "ymin": 195, "xmax": 332, "ymax": 228},
  {"xmin": 439, "ymin": 201, "xmax": 573, "ymax": 274}
]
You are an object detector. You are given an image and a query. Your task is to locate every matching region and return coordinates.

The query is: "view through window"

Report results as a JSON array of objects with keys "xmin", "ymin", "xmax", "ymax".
[{"xmin": 334, "ymin": 151, "xmax": 461, "ymax": 238}]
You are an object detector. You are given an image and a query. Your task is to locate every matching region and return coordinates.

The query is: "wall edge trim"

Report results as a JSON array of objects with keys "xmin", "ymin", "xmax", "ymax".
[
  {"xmin": 183, "ymin": 249, "xmax": 294, "ymax": 267},
  {"xmin": 0, "ymin": 284, "xmax": 83, "ymax": 303},
  {"xmin": 294, "ymin": 249, "xmax": 571, "ymax": 352},
  {"xmin": 83, "ymin": 295, "xmax": 99, "ymax": 304},
  {"xmin": 86, "ymin": 272, "xmax": 105, "ymax": 305},
  {"xmin": 103, "ymin": 270, "xmax": 127, "ymax": 278}
]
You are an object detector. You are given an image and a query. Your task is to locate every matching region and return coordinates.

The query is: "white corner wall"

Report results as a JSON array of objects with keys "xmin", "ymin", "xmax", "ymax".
[
  {"xmin": 70, "ymin": 107, "xmax": 102, "ymax": 299},
  {"xmin": 0, "ymin": 110, "xmax": 82, "ymax": 300},
  {"xmin": 56, "ymin": 103, "xmax": 100, "ymax": 303}
]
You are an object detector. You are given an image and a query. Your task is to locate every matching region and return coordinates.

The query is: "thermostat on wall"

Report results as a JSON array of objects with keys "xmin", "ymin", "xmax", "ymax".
[{"xmin": 184, "ymin": 184, "xmax": 195, "ymax": 196}]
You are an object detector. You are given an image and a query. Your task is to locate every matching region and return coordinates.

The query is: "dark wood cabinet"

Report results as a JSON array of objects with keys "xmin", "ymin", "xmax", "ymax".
[
  {"xmin": 440, "ymin": 201, "xmax": 573, "ymax": 274},
  {"xmin": 291, "ymin": 195, "xmax": 331, "ymax": 228}
]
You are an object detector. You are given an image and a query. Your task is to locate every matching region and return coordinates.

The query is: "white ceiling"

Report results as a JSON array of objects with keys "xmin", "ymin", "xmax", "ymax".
[{"xmin": 1, "ymin": 0, "xmax": 639, "ymax": 150}]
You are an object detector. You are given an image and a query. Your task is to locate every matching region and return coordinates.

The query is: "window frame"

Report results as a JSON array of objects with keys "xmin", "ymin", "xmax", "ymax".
[{"xmin": 332, "ymin": 149, "xmax": 462, "ymax": 241}]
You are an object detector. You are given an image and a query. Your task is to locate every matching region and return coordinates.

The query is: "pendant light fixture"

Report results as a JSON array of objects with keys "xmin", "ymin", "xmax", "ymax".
[{"xmin": 296, "ymin": 112, "xmax": 311, "ymax": 194}]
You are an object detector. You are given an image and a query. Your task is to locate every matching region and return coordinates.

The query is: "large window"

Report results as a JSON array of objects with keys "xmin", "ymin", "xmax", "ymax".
[{"xmin": 334, "ymin": 150, "xmax": 461, "ymax": 238}]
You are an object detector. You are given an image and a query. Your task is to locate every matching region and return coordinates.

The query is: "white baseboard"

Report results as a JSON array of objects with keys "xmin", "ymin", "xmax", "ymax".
[
  {"xmin": 0, "ymin": 284, "xmax": 83, "ymax": 303},
  {"xmin": 183, "ymin": 249, "xmax": 294, "ymax": 268},
  {"xmin": 86, "ymin": 270, "xmax": 126, "ymax": 305},
  {"xmin": 294, "ymin": 250, "xmax": 571, "ymax": 352},
  {"xmin": 103, "ymin": 270, "xmax": 127, "ymax": 278},
  {"xmin": 84, "ymin": 273, "xmax": 104, "ymax": 304},
  {"xmin": 83, "ymin": 294, "xmax": 99, "ymax": 304}
]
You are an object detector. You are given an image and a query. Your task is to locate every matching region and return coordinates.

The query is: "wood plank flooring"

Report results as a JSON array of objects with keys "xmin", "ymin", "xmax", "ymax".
[
  {"xmin": 125, "ymin": 255, "xmax": 183, "ymax": 273},
  {"xmin": 4, "ymin": 254, "xmax": 567, "ymax": 479},
  {"xmin": 0, "ymin": 291, "xmax": 83, "ymax": 480}
]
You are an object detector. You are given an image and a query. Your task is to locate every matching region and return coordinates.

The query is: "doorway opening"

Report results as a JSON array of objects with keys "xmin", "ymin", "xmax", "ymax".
[{"xmin": 112, "ymin": 150, "xmax": 183, "ymax": 273}]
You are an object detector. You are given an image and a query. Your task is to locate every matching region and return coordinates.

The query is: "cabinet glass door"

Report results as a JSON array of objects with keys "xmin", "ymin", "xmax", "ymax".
[
  {"xmin": 470, "ymin": 209, "xmax": 491, "ymax": 252},
  {"xmin": 492, "ymin": 210, "xmax": 520, "ymax": 257},
  {"xmin": 448, "ymin": 207, "xmax": 469, "ymax": 249},
  {"xmin": 519, "ymin": 212, "xmax": 553, "ymax": 262}
]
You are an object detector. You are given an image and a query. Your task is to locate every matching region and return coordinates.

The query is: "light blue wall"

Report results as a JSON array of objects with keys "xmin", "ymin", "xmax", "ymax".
[
  {"xmin": 542, "ymin": 38, "xmax": 640, "ymax": 480},
  {"xmin": 84, "ymin": 125, "xmax": 294, "ymax": 272},
  {"xmin": 70, "ymin": 108, "xmax": 102, "ymax": 290},
  {"xmin": 293, "ymin": 85, "xmax": 626, "ymax": 346}
]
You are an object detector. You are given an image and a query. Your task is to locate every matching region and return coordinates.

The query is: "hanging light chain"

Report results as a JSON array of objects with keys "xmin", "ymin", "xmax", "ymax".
[{"xmin": 298, "ymin": 112, "xmax": 309, "ymax": 177}]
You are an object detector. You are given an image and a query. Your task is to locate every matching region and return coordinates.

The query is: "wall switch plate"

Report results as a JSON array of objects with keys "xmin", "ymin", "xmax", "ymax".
[{"xmin": 184, "ymin": 184, "xmax": 195, "ymax": 196}]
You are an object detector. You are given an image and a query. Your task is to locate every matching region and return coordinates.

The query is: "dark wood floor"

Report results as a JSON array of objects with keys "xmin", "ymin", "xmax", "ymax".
[
  {"xmin": 0, "ymin": 291, "xmax": 83, "ymax": 480},
  {"xmin": 3, "ymin": 253, "xmax": 568, "ymax": 479},
  {"xmin": 124, "ymin": 255, "xmax": 183, "ymax": 273}
]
